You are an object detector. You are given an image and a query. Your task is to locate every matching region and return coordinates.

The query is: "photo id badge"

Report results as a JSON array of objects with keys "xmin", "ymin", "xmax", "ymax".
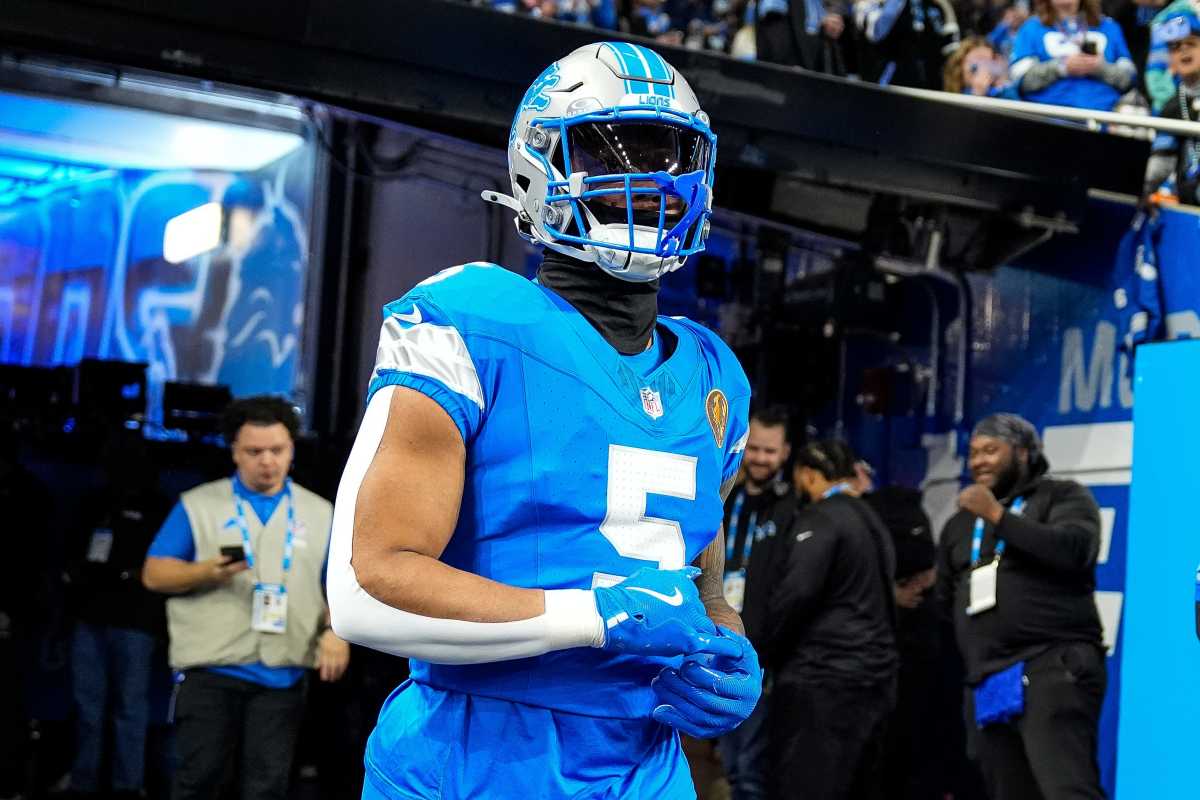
[
  {"xmin": 723, "ymin": 569, "xmax": 747, "ymax": 614},
  {"xmin": 251, "ymin": 583, "xmax": 288, "ymax": 634},
  {"xmin": 86, "ymin": 528, "xmax": 114, "ymax": 564},
  {"xmin": 966, "ymin": 560, "xmax": 999, "ymax": 616}
]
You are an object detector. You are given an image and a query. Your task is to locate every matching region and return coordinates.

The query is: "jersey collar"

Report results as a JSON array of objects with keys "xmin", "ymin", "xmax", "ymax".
[{"xmin": 535, "ymin": 281, "xmax": 703, "ymax": 426}]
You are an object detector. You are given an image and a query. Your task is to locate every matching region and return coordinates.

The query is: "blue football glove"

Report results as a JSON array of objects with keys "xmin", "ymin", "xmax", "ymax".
[
  {"xmin": 650, "ymin": 626, "xmax": 762, "ymax": 739},
  {"xmin": 593, "ymin": 567, "xmax": 742, "ymax": 658}
]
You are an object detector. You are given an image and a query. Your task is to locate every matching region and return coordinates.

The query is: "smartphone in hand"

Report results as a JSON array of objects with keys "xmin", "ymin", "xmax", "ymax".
[{"xmin": 220, "ymin": 545, "xmax": 247, "ymax": 564}]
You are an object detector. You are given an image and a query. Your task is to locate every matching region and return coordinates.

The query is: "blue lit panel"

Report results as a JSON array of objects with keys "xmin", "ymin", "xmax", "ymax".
[
  {"xmin": 0, "ymin": 91, "xmax": 304, "ymax": 172},
  {"xmin": 0, "ymin": 89, "xmax": 314, "ymax": 424},
  {"xmin": 1117, "ymin": 339, "xmax": 1200, "ymax": 798}
]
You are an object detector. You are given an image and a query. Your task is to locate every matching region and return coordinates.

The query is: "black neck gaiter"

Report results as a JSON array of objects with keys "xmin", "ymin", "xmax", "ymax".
[{"xmin": 537, "ymin": 250, "xmax": 660, "ymax": 355}]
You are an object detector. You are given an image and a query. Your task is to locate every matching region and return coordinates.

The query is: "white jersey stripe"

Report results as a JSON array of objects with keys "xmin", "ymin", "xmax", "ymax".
[{"xmin": 374, "ymin": 315, "xmax": 484, "ymax": 410}]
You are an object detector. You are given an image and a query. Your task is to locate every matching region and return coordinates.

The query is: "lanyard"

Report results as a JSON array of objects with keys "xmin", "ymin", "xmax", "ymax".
[
  {"xmin": 725, "ymin": 489, "xmax": 758, "ymax": 567},
  {"xmin": 234, "ymin": 478, "xmax": 295, "ymax": 582},
  {"xmin": 971, "ymin": 496, "xmax": 1025, "ymax": 565}
]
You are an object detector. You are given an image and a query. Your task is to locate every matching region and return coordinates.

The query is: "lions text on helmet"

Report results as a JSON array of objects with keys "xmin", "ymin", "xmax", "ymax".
[{"xmin": 484, "ymin": 42, "xmax": 718, "ymax": 282}]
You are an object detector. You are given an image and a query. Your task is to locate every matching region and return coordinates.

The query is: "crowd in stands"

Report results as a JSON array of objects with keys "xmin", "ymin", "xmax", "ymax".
[{"xmin": 474, "ymin": 0, "xmax": 1200, "ymax": 206}]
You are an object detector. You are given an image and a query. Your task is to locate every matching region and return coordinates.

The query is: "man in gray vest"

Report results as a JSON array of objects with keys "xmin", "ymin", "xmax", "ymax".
[{"xmin": 143, "ymin": 396, "xmax": 349, "ymax": 800}]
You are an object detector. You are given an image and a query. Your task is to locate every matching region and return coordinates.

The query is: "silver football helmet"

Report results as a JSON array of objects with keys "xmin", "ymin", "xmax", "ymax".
[{"xmin": 483, "ymin": 42, "xmax": 717, "ymax": 282}]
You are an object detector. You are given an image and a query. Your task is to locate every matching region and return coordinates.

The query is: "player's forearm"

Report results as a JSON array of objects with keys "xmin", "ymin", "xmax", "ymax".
[
  {"xmin": 693, "ymin": 530, "xmax": 744, "ymax": 635},
  {"xmin": 351, "ymin": 548, "xmax": 545, "ymax": 623},
  {"xmin": 331, "ymin": 544, "xmax": 602, "ymax": 664},
  {"xmin": 329, "ymin": 578, "xmax": 601, "ymax": 665}
]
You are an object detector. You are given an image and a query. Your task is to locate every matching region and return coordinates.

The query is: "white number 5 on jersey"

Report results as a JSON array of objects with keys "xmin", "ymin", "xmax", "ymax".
[{"xmin": 593, "ymin": 444, "xmax": 697, "ymax": 588}]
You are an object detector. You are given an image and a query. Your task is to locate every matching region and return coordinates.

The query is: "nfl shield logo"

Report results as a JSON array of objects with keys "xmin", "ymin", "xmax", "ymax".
[{"xmin": 640, "ymin": 387, "xmax": 664, "ymax": 420}]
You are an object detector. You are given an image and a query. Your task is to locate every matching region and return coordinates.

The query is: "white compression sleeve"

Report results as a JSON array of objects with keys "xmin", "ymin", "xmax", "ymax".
[{"xmin": 327, "ymin": 384, "xmax": 606, "ymax": 665}]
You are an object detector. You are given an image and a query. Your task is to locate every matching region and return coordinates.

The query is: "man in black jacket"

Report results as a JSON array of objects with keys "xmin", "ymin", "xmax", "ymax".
[
  {"xmin": 717, "ymin": 405, "xmax": 795, "ymax": 800},
  {"xmin": 764, "ymin": 439, "xmax": 897, "ymax": 800},
  {"xmin": 936, "ymin": 413, "xmax": 1105, "ymax": 800}
]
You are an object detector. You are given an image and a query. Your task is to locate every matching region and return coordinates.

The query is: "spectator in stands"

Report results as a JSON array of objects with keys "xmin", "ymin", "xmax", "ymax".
[
  {"xmin": 491, "ymin": 0, "xmax": 617, "ymax": 27},
  {"xmin": 936, "ymin": 413, "xmax": 1105, "ymax": 800},
  {"xmin": 142, "ymin": 397, "xmax": 350, "ymax": 800},
  {"xmin": 944, "ymin": 36, "xmax": 1019, "ymax": 94},
  {"xmin": 628, "ymin": 0, "xmax": 687, "ymax": 43},
  {"xmin": 731, "ymin": 0, "xmax": 760, "ymax": 57},
  {"xmin": 1144, "ymin": 10, "xmax": 1200, "ymax": 203},
  {"xmin": 62, "ymin": 432, "xmax": 171, "ymax": 800},
  {"xmin": 855, "ymin": 0, "xmax": 961, "ymax": 87},
  {"xmin": 1009, "ymin": 0, "xmax": 1137, "ymax": 109},
  {"xmin": 763, "ymin": 440, "xmax": 897, "ymax": 800},
  {"xmin": 585, "ymin": 0, "xmax": 620, "ymax": 27},
  {"xmin": 717, "ymin": 405, "xmax": 795, "ymax": 800},
  {"xmin": 679, "ymin": 0, "xmax": 738, "ymax": 51},
  {"xmin": 755, "ymin": 0, "xmax": 852, "ymax": 74},
  {"xmin": 986, "ymin": 0, "xmax": 1030, "ymax": 56},
  {"xmin": 1145, "ymin": 0, "xmax": 1199, "ymax": 109},
  {"xmin": 954, "ymin": 0, "xmax": 1005, "ymax": 42}
]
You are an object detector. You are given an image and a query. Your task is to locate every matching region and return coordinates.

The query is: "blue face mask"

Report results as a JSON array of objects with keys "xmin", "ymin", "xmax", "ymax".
[{"xmin": 526, "ymin": 109, "xmax": 717, "ymax": 263}]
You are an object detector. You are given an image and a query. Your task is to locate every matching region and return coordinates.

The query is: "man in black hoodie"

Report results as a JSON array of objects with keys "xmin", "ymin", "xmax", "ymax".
[
  {"xmin": 718, "ymin": 405, "xmax": 795, "ymax": 800},
  {"xmin": 764, "ymin": 439, "xmax": 897, "ymax": 800},
  {"xmin": 936, "ymin": 413, "xmax": 1105, "ymax": 800}
]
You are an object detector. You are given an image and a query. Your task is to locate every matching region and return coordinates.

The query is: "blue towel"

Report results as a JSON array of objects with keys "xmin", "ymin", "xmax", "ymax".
[{"xmin": 974, "ymin": 661, "xmax": 1026, "ymax": 728}]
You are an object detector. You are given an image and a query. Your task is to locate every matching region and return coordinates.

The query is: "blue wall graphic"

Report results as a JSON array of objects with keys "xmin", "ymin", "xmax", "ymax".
[{"xmin": 0, "ymin": 147, "xmax": 316, "ymax": 423}]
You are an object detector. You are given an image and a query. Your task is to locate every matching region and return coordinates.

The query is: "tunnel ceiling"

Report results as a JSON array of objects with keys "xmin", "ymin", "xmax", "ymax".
[{"xmin": 0, "ymin": 0, "xmax": 1149, "ymax": 265}]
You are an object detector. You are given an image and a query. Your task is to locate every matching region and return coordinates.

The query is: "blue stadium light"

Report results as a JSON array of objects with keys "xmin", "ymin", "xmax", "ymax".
[
  {"xmin": 0, "ymin": 92, "xmax": 304, "ymax": 172},
  {"xmin": 163, "ymin": 202, "xmax": 223, "ymax": 263}
]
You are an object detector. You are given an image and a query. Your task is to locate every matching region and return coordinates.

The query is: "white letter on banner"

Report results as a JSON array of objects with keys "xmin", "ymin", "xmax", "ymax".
[{"xmin": 1059, "ymin": 322, "xmax": 1115, "ymax": 414}]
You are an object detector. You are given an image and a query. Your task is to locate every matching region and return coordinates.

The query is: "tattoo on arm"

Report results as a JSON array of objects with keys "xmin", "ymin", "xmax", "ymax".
[{"xmin": 692, "ymin": 475, "xmax": 744, "ymax": 635}]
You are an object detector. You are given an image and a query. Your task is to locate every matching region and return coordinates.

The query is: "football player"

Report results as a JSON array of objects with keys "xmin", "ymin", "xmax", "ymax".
[{"xmin": 329, "ymin": 42, "xmax": 760, "ymax": 799}]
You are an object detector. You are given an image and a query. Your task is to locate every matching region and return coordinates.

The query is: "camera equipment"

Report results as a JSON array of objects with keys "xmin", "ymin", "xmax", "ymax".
[
  {"xmin": 75, "ymin": 358, "xmax": 147, "ymax": 427},
  {"xmin": 163, "ymin": 381, "xmax": 233, "ymax": 438}
]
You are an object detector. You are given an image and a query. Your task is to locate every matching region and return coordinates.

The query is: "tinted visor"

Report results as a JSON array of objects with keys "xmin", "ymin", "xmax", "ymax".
[{"xmin": 564, "ymin": 121, "xmax": 710, "ymax": 227}]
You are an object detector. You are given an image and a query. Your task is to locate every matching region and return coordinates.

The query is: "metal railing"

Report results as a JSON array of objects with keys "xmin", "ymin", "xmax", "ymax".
[{"xmin": 887, "ymin": 82, "xmax": 1200, "ymax": 139}]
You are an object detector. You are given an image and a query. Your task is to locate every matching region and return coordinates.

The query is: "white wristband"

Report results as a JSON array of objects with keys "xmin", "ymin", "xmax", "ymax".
[{"xmin": 542, "ymin": 589, "xmax": 606, "ymax": 649}]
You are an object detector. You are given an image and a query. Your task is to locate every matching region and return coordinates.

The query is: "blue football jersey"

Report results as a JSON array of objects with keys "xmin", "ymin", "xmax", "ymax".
[
  {"xmin": 1010, "ymin": 16, "xmax": 1133, "ymax": 110},
  {"xmin": 365, "ymin": 262, "xmax": 751, "ymax": 719}
]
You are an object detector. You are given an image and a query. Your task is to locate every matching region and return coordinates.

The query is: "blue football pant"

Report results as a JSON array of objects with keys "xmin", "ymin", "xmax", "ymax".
[{"xmin": 363, "ymin": 680, "xmax": 697, "ymax": 799}]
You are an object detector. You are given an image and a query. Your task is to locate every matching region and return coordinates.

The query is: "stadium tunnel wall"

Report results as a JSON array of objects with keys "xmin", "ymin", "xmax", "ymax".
[{"xmin": 0, "ymin": 149, "xmax": 318, "ymax": 421}]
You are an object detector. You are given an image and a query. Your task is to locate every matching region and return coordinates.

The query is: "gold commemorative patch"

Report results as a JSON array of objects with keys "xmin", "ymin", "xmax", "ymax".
[{"xmin": 706, "ymin": 389, "xmax": 728, "ymax": 448}]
